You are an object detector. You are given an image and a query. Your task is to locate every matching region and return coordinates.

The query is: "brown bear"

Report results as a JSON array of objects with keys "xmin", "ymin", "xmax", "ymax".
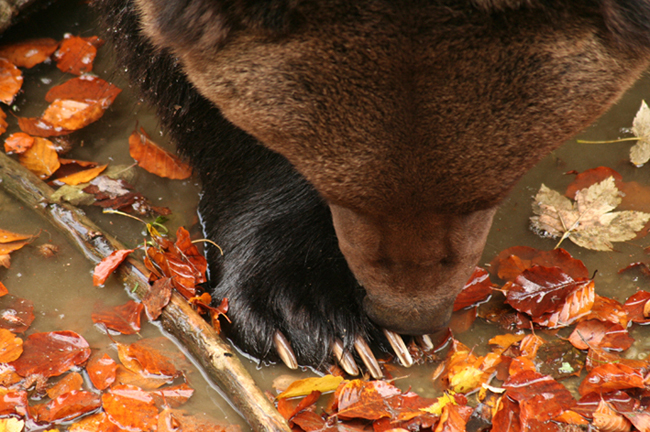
[{"xmin": 95, "ymin": 0, "xmax": 650, "ymax": 376}]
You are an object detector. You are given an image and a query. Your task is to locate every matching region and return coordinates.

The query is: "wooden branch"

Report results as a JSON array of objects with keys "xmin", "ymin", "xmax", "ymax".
[{"xmin": 0, "ymin": 151, "xmax": 291, "ymax": 432}]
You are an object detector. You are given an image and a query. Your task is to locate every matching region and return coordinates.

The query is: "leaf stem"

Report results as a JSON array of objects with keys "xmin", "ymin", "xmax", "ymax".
[{"xmin": 576, "ymin": 137, "xmax": 639, "ymax": 144}]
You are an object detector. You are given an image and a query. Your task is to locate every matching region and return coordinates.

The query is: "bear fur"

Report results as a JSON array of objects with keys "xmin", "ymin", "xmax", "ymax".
[{"xmin": 94, "ymin": 0, "xmax": 650, "ymax": 368}]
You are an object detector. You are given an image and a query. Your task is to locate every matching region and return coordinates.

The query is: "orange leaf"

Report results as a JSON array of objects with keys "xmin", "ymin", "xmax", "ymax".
[
  {"xmin": 126, "ymin": 338, "xmax": 179, "ymax": 378},
  {"xmin": 568, "ymin": 319, "xmax": 634, "ymax": 351},
  {"xmin": 102, "ymin": 384, "xmax": 159, "ymax": 431},
  {"xmin": 18, "ymin": 136, "xmax": 60, "ymax": 179},
  {"xmin": 114, "ymin": 365, "xmax": 169, "ymax": 390},
  {"xmin": 0, "ymin": 282, "xmax": 7, "ymax": 296},
  {"xmin": 0, "ymin": 109, "xmax": 6, "ymax": 135},
  {"xmin": 489, "ymin": 246, "xmax": 588, "ymax": 282},
  {"xmin": 91, "ymin": 300, "xmax": 143, "ymax": 335},
  {"xmin": 45, "ymin": 75, "xmax": 121, "ymax": 106},
  {"xmin": 157, "ymin": 409, "xmax": 236, "ymax": 432},
  {"xmin": 0, "ymin": 38, "xmax": 58, "ymax": 68},
  {"xmin": 56, "ymin": 163, "xmax": 107, "ymax": 185},
  {"xmin": 36, "ymin": 390, "xmax": 101, "ymax": 423},
  {"xmin": 47, "ymin": 372, "xmax": 83, "ymax": 399},
  {"xmin": 55, "ymin": 35, "xmax": 103, "ymax": 75},
  {"xmin": 93, "ymin": 249, "xmax": 134, "ymax": 286},
  {"xmin": 67, "ymin": 412, "xmax": 125, "ymax": 432},
  {"xmin": 0, "ymin": 229, "xmax": 34, "ymax": 243},
  {"xmin": 623, "ymin": 290, "xmax": 650, "ymax": 324},
  {"xmin": 87, "ymin": 353, "xmax": 117, "ymax": 391},
  {"xmin": 10, "ymin": 330, "xmax": 90, "ymax": 378},
  {"xmin": 592, "ymin": 399, "xmax": 632, "ymax": 432},
  {"xmin": 129, "ymin": 127, "xmax": 192, "ymax": 179},
  {"xmin": 41, "ymin": 99, "xmax": 105, "ymax": 131},
  {"xmin": 143, "ymin": 277, "xmax": 173, "ymax": 320},
  {"xmin": 0, "ymin": 390, "xmax": 27, "ymax": 416},
  {"xmin": 0, "ymin": 240, "xmax": 30, "ymax": 255},
  {"xmin": 4, "ymin": 132, "xmax": 34, "ymax": 154},
  {"xmin": 149, "ymin": 383, "xmax": 194, "ymax": 408},
  {"xmin": 565, "ymin": 167, "xmax": 624, "ymax": 199},
  {"xmin": 586, "ymin": 348, "xmax": 648, "ymax": 372},
  {"xmin": 0, "ymin": 58, "xmax": 22, "ymax": 104},
  {"xmin": 0, "ymin": 328, "xmax": 22, "ymax": 362},
  {"xmin": 453, "ymin": 267, "xmax": 493, "ymax": 311},
  {"xmin": 17, "ymin": 117, "xmax": 72, "ymax": 137},
  {"xmin": 582, "ymin": 295, "xmax": 628, "ymax": 327},
  {"xmin": 578, "ymin": 363, "xmax": 645, "ymax": 396},
  {"xmin": 0, "ymin": 294, "xmax": 34, "ymax": 333}
]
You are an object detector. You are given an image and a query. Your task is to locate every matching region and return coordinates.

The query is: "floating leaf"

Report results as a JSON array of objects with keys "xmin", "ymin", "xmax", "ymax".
[
  {"xmin": 124, "ymin": 338, "xmax": 179, "ymax": 378},
  {"xmin": 630, "ymin": 100, "xmax": 650, "ymax": 167},
  {"xmin": 0, "ymin": 390, "xmax": 27, "ymax": 416},
  {"xmin": 489, "ymin": 246, "xmax": 588, "ymax": 281},
  {"xmin": 530, "ymin": 177, "xmax": 650, "ymax": 250},
  {"xmin": 46, "ymin": 372, "xmax": 83, "ymax": 399},
  {"xmin": 0, "ymin": 329, "xmax": 22, "ymax": 363},
  {"xmin": 623, "ymin": 290, "xmax": 650, "ymax": 324},
  {"xmin": 149, "ymin": 383, "xmax": 194, "ymax": 408},
  {"xmin": 592, "ymin": 399, "xmax": 633, "ymax": 432},
  {"xmin": 41, "ymin": 99, "xmax": 105, "ymax": 131},
  {"xmin": 87, "ymin": 353, "xmax": 117, "ymax": 390},
  {"xmin": 102, "ymin": 384, "xmax": 159, "ymax": 431},
  {"xmin": 277, "ymin": 375, "xmax": 344, "ymax": 399},
  {"xmin": 55, "ymin": 34, "xmax": 103, "ymax": 75},
  {"xmin": 18, "ymin": 117, "xmax": 72, "ymax": 137},
  {"xmin": 10, "ymin": 331, "xmax": 90, "ymax": 378},
  {"xmin": 18, "ymin": 137, "xmax": 60, "ymax": 179},
  {"xmin": 583, "ymin": 295, "xmax": 629, "ymax": 327},
  {"xmin": 0, "ymin": 38, "xmax": 58, "ymax": 68},
  {"xmin": 93, "ymin": 249, "xmax": 134, "ymax": 286},
  {"xmin": 91, "ymin": 300, "xmax": 143, "ymax": 335},
  {"xmin": 35, "ymin": 390, "xmax": 101, "ymax": 423},
  {"xmin": 45, "ymin": 75, "xmax": 121, "ymax": 106},
  {"xmin": 129, "ymin": 127, "xmax": 192, "ymax": 180},
  {"xmin": 578, "ymin": 363, "xmax": 645, "ymax": 396},
  {"xmin": 568, "ymin": 319, "xmax": 634, "ymax": 352},
  {"xmin": 143, "ymin": 277, "xmax": 173, "ymax": 320},
  {"xmin": 56, "ymin": 163, "xmax": 107, "ymax": 186},
  {"xmin": 453, "ymin": 267, "xmax": 493, "ymax": 311},
  {"xmin": 0, "ymin": 58, "xmax": 22, "ymax": 104},
  {"xmin": 4, "ymin": 132, "xmax": 34, "ymax": 154},
  {"xmin": 0, "ymin": 295, "xmax": 34, "ymax": 333}
]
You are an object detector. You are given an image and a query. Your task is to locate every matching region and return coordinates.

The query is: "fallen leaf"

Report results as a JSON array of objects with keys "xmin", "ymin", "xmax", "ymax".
[
  {"xmin": 0, "ymin": 109, "xmax": 6, "ymax": 135},
  {"xmin": 578, "ymin": 363, "xmax": 645, "ymax": 396},
  {"xmin": 143, "ymin": 277, "xmax": 173, "ymax": 320},
  {"xmin": 93, "ymin": 249, "xmax": 134, "ymax": 286},
  {"xmin": 583, "ymin": 295, "xmax": 629, "ymax": 327},
  {"xmin": 45, "ymin": 75, "xmax": 121, "ymax": 106},
  {"xmin": 0, "ymin": 328, "xmax": 22, "ymax": 363},
  {"xmin": 568, "ymin": 319, "xmax": 634, "ymax": 352},
  {"xmin": 129, "ymin": 127, "xmax": 192, "ymax": 179},
  {"xmin": 623, "ymin": 290, "xmax": 650, "ymax": 324},
  {"xmin": 35, "ymin": 390, "xmax": 102, "ymax": 423},
  {"xmin": 277, "ymin": 375, "xmax": 344, "ymax": 399},
  {"xmin": 565, "ymin": 167, "xmax": 624, "ymax": 200},
  {"xmin": 0, "ymin": 390, "xmax": 28, "ymax": 416},
  {"xmin": 0, "ymin": 38, "xmax": 58, "ymax": 68},
  {"xmin": 158, "ymin": 409, "xmax": 240, "ymax": 432},
  {"xmin": 67, "ymin": 412, "xmax": 125, "ymax": 432},
  {"xmin": 4, "ymin": 132, "xmax": 34, "ymax": 154},
  {"xmin": 489, "ymin": 246, "xmax": 589, "ymax": 281},
  {"xmin": 42, "ymin": 99, "xmax": 105, "ymax": 131},
  {"xmin": 125, "ymin": 338, "xmax": 179, "ymax": 378},
  {"xmin": 18, "ymin": 117, "xmax": 72, "ymax": 137},
  {"xmin": 586, "ymin": 348, "xmax": 648, "ymax": 372},
  {"xmin": 91, "ymin": 300, "xmax": 143, "ymax": 335},
  {"xmin": 102, "ymin": 384, "xmax": 159, "ymax": 431},
  {"xmin": 10, "ymin": 330, "xmax": 90, "ymax": 378},
  {"xmin": 18, "ymin": 137, "xmax": 60, "ymax": 179},
  {"xmin": 530, "ymin": 177, "xmax": 650, "ymax": 250},
  {"xmin": 149, "ymin": 383, "xmax": 194, "ymax": 408},
  {"xmin": 630, "ymin": 100, "xmax": 650, "ymax": 167},
  {"xmin": 113, "ymin": 364, "xmax": 170, "ymax": 390},
  {"xmin": 55, "ymin": 163, "xmax": 107, "ymax": 186},
  {"xmin": 0, "ymin": 282, "xmax": 7, "ymax": 296},
  {"xmin": 0, "ymin": 58, "xmax": 22, "ymax": 104},
  {"xmin": 47, "ymin": 372, "xmax": 84, "ymax": 400},
  {"xmin": 0, "ymin": 418, "xmax": 24, "ymax": 432},
  {"xmin": 535, "ymin": 339, "xmax": 585, "ymax": 380},
  {"xmin": 0, "ymin": 295, "xmax": 34, "ymax": 332},
  {"xmin": 87, "ymin": 353, "xmax": 117, "ymax": 390},
  {"xmin": 453, "ymin": 267, "xmax": 493, "ymax": 311},
  {"xmin": 592, "ymin": 399, "xmax": 632, "ymax": 432},
  {"xmin": 55, "ymin": 34, "xmax": 103, "ymax": 75}
]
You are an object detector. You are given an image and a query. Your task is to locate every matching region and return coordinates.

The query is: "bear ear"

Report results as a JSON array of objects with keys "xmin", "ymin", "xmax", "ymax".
[{"xmin": 136, "ymin": 0, "xmax": 303, "ymax": 51}]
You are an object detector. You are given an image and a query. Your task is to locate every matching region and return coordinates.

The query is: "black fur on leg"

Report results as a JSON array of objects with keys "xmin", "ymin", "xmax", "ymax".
[{"xmin": 93, "ymin": 0, "xmax": 379, "ymax": 368}]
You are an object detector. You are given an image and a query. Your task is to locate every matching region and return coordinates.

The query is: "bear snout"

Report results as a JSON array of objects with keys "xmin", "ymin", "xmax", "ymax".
[{"xmin": 330, "ymin": 203, "xmax": 497, "ymax": 336}]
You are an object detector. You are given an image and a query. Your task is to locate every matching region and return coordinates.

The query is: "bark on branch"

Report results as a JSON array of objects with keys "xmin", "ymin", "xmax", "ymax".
[{"xmin": 0, "ymin": 151, "xmax": 291, "ymax": 432}]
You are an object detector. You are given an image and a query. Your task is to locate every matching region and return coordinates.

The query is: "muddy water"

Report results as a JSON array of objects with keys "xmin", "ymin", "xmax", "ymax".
[{"xmin": 1, "ymin": 1, "xmax": 650, "ymax": 430}]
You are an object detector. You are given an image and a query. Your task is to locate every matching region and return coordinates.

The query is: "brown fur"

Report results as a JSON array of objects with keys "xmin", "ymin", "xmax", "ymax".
[{"xmin": 132, "ymin": 0, "xmax": 650, "ymax": 335}]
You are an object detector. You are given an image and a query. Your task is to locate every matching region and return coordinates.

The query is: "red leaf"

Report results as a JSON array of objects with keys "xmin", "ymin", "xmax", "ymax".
[
  {"xmin": 0, "ymin": 58, "xmax": 22, "ymax": 105},
  {"xmin": 54, "ymin": 35, "xmax": 103, "ymax": 75},
  {"xmin": 0, "ymin": 390, "xmax": 27, "ymax": 416},
  {"xmin": 143, "ymin": 277, "xmax": 173, "ymax": 320},
  {"xmin": 623, "ymin": 290, "xmax": 650, "ymax": 324},
  {"xmin": 453, "ymin": 267, "xmax": 493, "ymax": 311},
  {"xmin": 0, "ymin": 38, "xmax": 58, "ymax": 68},
  {"xmin": 45, "ymin": 75, "xmax": 121, "ymax": 107},
  {"xmin": 129, "ymin": 127, "xmax": 192, "ymax": 180},
  {"xmin": 0, "ymin": 295, "xmax": 34, "ymax": 333},
  {"xmin": 10, "ymin": 331, "xmax": 90, "ymax": 378},
  {"xmin": 102, "ymin": 384, "xmax": 159, "ymax": 431},
  {"xmin": 91, "ymin": 300, "xmax": 144, "ymax": 335},
  {"xmin": 578, "ymin": 364, "xmax": 645, "ymax": 396},
  {"xmin": 568, "ymin": 319, "xmax": 634, "ymax": 352},
  {"xmin": 35, "ymin": 390, "xmax": 101, "ymax": 423},
  {"xmin": 490, "ymin": 247, "xmax": 588, "ymax": 282},
  {"xmin": 565, "ymin": 167, "xmax": 623, "ymax": 199},
  {"xmin": 93, "ymin": 249, "xmax": 134, "ymax": 286},
  {"xmin": 87, "ymin": 353, "xmax": 118, "ymax": 390}
]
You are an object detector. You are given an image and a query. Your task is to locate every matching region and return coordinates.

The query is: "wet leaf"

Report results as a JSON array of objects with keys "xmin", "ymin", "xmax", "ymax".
[
  {"xmin": 0, "ymin": 282, "xmax": 7, "ymax": 297},
  {"xmin": 0, "ymin": 109, "xmax": 7, "ymax": 135},
  {"xmin": 17, "ymin": 117, "xmax": 73, "ymax": 137},
  {"xmin": 535, "ymin": 339, "xmax": 585, "ymax": 380},
  {"xmin": 489, "ymin": 246, "xmax": 589, "ymax": 281},
  {"xmin": 42, "ymin": 99, "xmax": 105, "ymax": 131},
  {"xmin": 583, "ymin": 295, "xmax": 629, "ymax": 327},
  {"xmin": 18, "ymin": 136, "xmax": 60, "ymax": 179},
  {"xmin": 277, "ymin": 390, "xmax": 321, "ymax": 421},
  {"xmin": 158, "ymin": 409, "xmax": 240, "ymax": 432},
  {"xmin": 102, "ymin": 384, "xmax": 159, "ymax": 431},
  {"xmin": 82, "ymin": 175, "xmax": 170, "ymax": 216},
  {"xmin": 586, "ymin": 348, "xmax": 648, "ymax": 372},
  {"xmin": 0, "ymin": 58, "xmax": 22, "ymax": 104},
  {"xmin": 47, "ymin": 372, "xmax": 83, "ymax": 399},
  {"xmin": 578, "ymin": 363, "xmax": 645, "ymax": 396},
  {"xmin": 593, "ymin": 399, "xmax": 632, "ymax": 432},
  {"xmin": 0, "ymin": 390, "xmax": 27, "ymax": 416},
  {"xmin": 10, "ymin": 331, "xmax": 90, "ymax": 378},
  {"xmin": 453, "ymin": 267, "xmax": 493, "ymax": 311},
  {"xmin": 488, "ymin": 334, "xmax": 525, "ymax": 354},
  {"xmin": 568, "ymin": 319, "xmax": 634, "ymax": 352},
  {"xmin": 4, "ymin": 132, "xmax": 34, "ymax": 154},
  {"xmin": 87, "ymin": 353, "xmax": 117, "ymax": 391},
  {"xmin": 630, "ymin": 100, "xmax": 650, "ymax": 167},
  {"xmin": 503, "ymin": 266, "xmax": 594, "ymax": 327},
  {"xmin": 530, "ymin": 177, "xmax": 650, "ymax": 250},
  {"xmin": 35, "ymin": 390, "xmax": 102, "ymax": 423},
  {"xmin": 0, "ymin": 295, "xmax": 34, "ymax": 332},
  {"xmin": 491, "ymin": 396, "xmax": 521, "ymax": 432},
  {"xmin": 277, "ymin": 375, "xmax": 344, "ymax": 399},
  {"xmin": 444, "ymin": 339, "xmax": 497, "ymax": 394},
  {"xmin": 129, "ymin": 127, "xmax": 192, "ymax": 180},
  {"xmin": 0, "ymin": 418, "xmax": 24, "ymax": 432},
  {"xmin": 125, "ymin": 338, "xmax": 179, "ymax": 378},
  {"xmin": 55, "ymin": 163, "xmax": 107, "ymax": 186},
  {"xmin": 143, "ymin": 277, "xmax": 173, "ymax": 320},
  {"xmin": 623, "ymin": 290, "xmax": 650, "ymax": 324},
  {"xmin": 149, "ymin": 383, "xmax": 194, "ymax": 408},
  {"xmin": 55, "ymin": 34, "xmax": 103, "ymax": 75},
  {"xmin": 114, "ymin": 364, "xmax": 169, "ymax": 390},
  {"xmin": 0, "ymin": 38, "xmax": 58, "ymax": 68},
  {"xmin": 435, "ymin": 403, "xmax": 473, "ymax": 432},
  {"xmin": 91, "ymin": 300, "xmax": 143, "ymax": 335},
  {"xmin": 67, "ymin": 412, "xmax": 125, "ymax": 432},
  {"xmin": 93, "ymin": 249, "xmax": 134, "ymax": 286},
  {"xmin": 45, "ymin": 75, "xmax": 121, "ymax": 106}
]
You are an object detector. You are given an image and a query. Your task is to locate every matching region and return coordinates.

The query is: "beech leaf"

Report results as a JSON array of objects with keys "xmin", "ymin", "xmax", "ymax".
[{"xmin": 530, "ymin": 177, "xmax": 650, "ymax": 250}]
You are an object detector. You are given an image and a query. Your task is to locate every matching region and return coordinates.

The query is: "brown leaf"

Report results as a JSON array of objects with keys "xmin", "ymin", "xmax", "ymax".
[
  {"xmin": 93, "ymin": 249, "xmax": 135, "ymax": 286},
  {"xmin": 0, "ymin": 328, "xmax": 22, "ymax": 363},
  {"xmin": 0, "ymin": 228, "xmax": 34, "ymax": 244},
  {"xmin": 0, "ymin": 38, "xmax": 58, "ymax": 68},
  {"xmin": 453, "ymin": 267, "xmax": 493, "ymax": 311},
  {"xmin": 4, "ymin": 132, "xmax": 34, "ymax": 154},
  {"xmin": 114, "ymin": 364, "xmax": 169, "ymax": 390},
  {"xmin": 45, "ymin": 75, "xmax": 121, "ymax": 106},
  {"xmin": 55, "ymin": 35, "xmax": 103, "ymax": 75},
  {"xmin": 102, "ymin": 384, "xmax": 159, "ymax": 431},
  {"xmin": 91, "ymin": 300, "xmax": 143, "ymax": 335},
  {"xmin": 592, "ymin": 399, "xmax": 632, "ymax": 432},
  {"xmin": 10, "ymin": 330, "xmax": 90, "ymax": 378},
  {"xmin": 491, "ymin": 395, "xmax": 521, "ymax": 432},
  {"xmin": 565, "ymin": 167, "xmax": 624, "ymax": 199},
  {"xmin": 0, "ymin": 58, "xmax": 22, "ymax": 104},
  {"xmin": 47, "ymin": 372, "xmax": 83, "ymax": 399},
  {"xmin": 87, "ymin": 352, "xmax": 117, "ymax": 391},
  {"xmin": 578, "ymin": 363, "xmax": 645, "ymax": 396},
  {"xmin": 582, "ymin": 295, "xmax": 629, "ymax": 327},
  {"xmin": 623, "ymin": 290, "xmax": 650, "ymax": 324},
  {"xmin": 41, "ymin": 99, "xmax": 105, "ymax": 131},
  {"xmin": 35, "ymin": 390, "xmax": 101, "ymax": 423},
  {"xmin": 586, "ymin": 348, "xmax": 648, "ymax": 372},
  {"xmin": 149, "ymin": 383, "xmax": 194, "ymax": 408},
  {"xmin": 129, "ymin": 127, "xmax": 192, "ymax": 179},
  {"xmin": 17, "ymin": 117, "xmax": 72, "ymax": 137},
  {"xmin": 0, "ymin": 295, "xmax": 34, "ymax": 332},
  {"xmin": 143, "ymin": 277, "xmax": 173, "ymax": 320},
  {"xmin": 18, "ymin": 136, "xmax": 60, "ymax": 179},
  {"xmin": 568, "ymin": 319, "xmax": 634, "ymax": 352},
  {"xmin": 55, "ymin": 163, "xmax": 107, "ymax": 186},
  {"xmin": 125, "ymin": 338, "xmax": 179, "ymax": 379}
]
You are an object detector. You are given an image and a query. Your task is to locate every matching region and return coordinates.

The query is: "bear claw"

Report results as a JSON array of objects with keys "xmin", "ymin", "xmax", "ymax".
[
  {"xmin": 273, "ymin": 331, "xmax": 298, "ymax": 370},
  {"xmin": 415, "ymin": 334, "xmax": 434, "ymax": 351},
  {"xmin": 332, "ymin": 339, "xmax": 360, "ymax": 376},
  {"xmin": 383, "ymin": 330, "xmax": 414, "ymax": 368},
  {"xmin": 354, "ymin": 337, "xmax": 383, "ymax": 379}
]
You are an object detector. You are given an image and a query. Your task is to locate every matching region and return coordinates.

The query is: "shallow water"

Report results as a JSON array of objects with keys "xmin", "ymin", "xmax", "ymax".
[{"xmin": 1, "ymin": 1, "xmax": 650, "ymax": 430}]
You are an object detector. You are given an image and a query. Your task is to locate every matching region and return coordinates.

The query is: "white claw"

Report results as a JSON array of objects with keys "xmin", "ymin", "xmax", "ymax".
[
  {"xmin": 382, "ymin": 329, "xmax": 413, "ymax": 368},
  {"xmin": 273, "ymin": 331, "xmax": 298, "ymax": 369},
  {"xmin": 332, "ymin": 339, "xmax": 360, "ymax": 376},
  {"xmin": 415, "ymin": 334, "xmax": 434, "ymax": 351},
  {"xmin": 354, "ymin": 337, "xmax": 383, "ymax": 379}
]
